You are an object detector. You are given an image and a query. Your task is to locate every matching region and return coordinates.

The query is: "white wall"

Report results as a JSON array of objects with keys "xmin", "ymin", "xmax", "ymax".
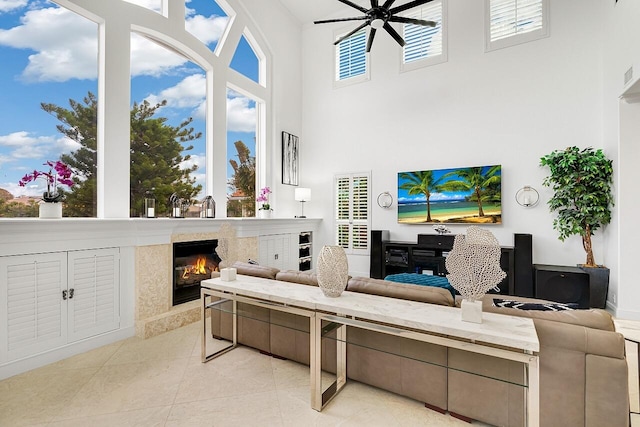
[
  {"xmin": 300, "ymin": 0, "xmax": 607, "ymax": 277},
  {"xmin": 602, "ymin": 0, "xmax": 640, "ymax": 318}
]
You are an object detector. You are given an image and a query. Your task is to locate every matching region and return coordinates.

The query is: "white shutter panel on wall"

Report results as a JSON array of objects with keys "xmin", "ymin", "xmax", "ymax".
[
  {"xmin": 403, "ymin": 1, "xmax": 443, "ymax": 63},
  {"xmin": 68, "ymin": 248, "xmax": 120, "ymax": 342},
  {"xmin": 336, "ymin": 29, "xmax": 367, "ymax": 81},
  {"xmin": 334, "ymin": 172, "xmax": 371, "ymax": 255},
  {"xmin": 489, "ymin": 0, "xmax": 543, "ymax": 41},
  {"xmin": 1, "ymin": 253, "xmax": 67, "ymax": 362}
]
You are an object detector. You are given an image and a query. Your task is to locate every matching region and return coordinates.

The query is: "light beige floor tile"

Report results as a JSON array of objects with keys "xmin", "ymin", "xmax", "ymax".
[
  {"xmin": 51, "ymin": 358, "xmax": 188, "ymax": 421},
  {"xmin": 47, "ymin": 405, "xmax": 172, "ymax": 427},
  {"xmin": 105, "ymin": 323, "xmax": 199, "ymax": 366},
  {"xmin": 0, "ymin": 366, "xmax": 98, "ymax": 426},
  {"xmin": 166, "ymin": 390, "xmax": 283, "ymax": 427},
  {"xmin": 174, "ymin": 347, "xmax": 276, "ymax": 404}
]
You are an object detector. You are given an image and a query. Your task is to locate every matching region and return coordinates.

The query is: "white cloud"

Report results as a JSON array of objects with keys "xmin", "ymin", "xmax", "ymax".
[
  {"xmin": 180, "ymin": 152, "xmax": 205, "ymax": 171},
  {"xmin": 0, "ymin": 6, "xmax": 98, "ymax": 82},
  {"xmin": 0, "ymin": 4, "xmax": 227, "ymax": 82},
  {"xmin": 130, "ymin": 32, "xmax": 190, "ymax": 78},
  {"xmin": 185, "ymin": 13, "xmax": 228, "ymax": 47},
  {"xmin": 122, "ymin": 0, "xmax": 161, "ymax": 12},
  {"xmin": 145, "ymin": 73, "xmax": 206, "ymax": 110},
  {"xmin": 0, "ymin": 131, "xmax": 81, "ymax": 160},
  {"xmin": 227, "ymin": 95, "xmax": 256, "ymax": 133},
  {"xmin": 0, "ymin": 0, "xmax": 27, "ymax": 13}
]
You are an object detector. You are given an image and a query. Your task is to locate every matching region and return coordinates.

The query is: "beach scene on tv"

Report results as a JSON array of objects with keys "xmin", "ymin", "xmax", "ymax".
[{"xmin": 398, "ymin": 165, "xmax": 502, "ymax": 224}]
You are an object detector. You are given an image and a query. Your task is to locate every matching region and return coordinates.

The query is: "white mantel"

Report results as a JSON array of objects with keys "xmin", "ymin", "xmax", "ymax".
[{"xmin": 0, "ymin": 218, "xmax": 322, "ymax": 256}]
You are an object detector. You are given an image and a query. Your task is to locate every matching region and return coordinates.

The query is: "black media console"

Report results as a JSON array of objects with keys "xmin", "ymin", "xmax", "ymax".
[{"xmin": 370, "ymin": 230, "xmax": 517, "ymax": 295}]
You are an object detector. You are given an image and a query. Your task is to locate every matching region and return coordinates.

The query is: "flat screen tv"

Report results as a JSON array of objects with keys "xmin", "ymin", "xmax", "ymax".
[{"xmin": 398, "ymin": 165, "xmax": 502, "ymax": 224}]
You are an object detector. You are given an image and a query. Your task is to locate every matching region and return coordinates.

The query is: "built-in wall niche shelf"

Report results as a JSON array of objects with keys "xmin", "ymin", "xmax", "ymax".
[
  {"xmin": 622, "ymin": 71, "xmax": 640, "ymax": 103},
  {"xmin": 299, "ymin": 232, "xmax": 312, "ymax": 271}
]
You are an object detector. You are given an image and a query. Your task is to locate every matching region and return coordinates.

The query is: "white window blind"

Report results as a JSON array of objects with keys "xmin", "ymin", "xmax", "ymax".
[
  {"xmin": 335, "ymin": 29, "xmax": 367, "ymax": 81},
  {"xmin": 403, "ymin": 1, "xmax": 444, "ymax": 64},
  {"xmin": 335, "ymin": 172, "xmax": 371, "ymax": 255},
  {"xmin": 486, "ymin": 0, "xmax": 548, "ymax": 51}
]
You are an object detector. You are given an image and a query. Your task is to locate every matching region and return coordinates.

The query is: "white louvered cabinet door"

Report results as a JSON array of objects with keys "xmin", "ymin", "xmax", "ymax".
[
  {"xmin": 67, "ymin": 248, "xmax": 120, "ymax": 343},
  {"xmin": 0, "ymin": 252, "xmax": 67, "ymax": 363}
]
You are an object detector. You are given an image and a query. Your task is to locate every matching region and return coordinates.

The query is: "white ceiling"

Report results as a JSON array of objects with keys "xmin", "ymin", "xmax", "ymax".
[{"xmin": 277, "ymin": 0, "xmax": 372, "ymax": 25}]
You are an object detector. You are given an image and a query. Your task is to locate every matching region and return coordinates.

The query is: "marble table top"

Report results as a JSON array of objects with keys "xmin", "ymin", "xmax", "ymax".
[
  {"xmin": 201, "ymin": 275, "xmax": 540, "ymax": 352},
  {"xmin": 614, "ymin": 318, "xmax": 640, "ymax": 342}
]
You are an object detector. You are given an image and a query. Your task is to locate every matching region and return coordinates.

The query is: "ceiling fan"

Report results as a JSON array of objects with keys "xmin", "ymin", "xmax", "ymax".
[{"xmin": 314, "ymin": 0, "xmax": 436, "ymax": 53}]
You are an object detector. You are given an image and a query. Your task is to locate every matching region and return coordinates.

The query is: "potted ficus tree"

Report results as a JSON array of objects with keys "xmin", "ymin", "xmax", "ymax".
[{"xmin": 540, "ymin": 146, "xmax": 614, "ymax": 308}]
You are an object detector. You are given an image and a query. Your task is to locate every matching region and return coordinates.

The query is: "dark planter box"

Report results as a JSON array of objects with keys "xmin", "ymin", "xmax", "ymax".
[{"xmin": 578, "ymin": 265, "xmax": 610, "ymax": 309}]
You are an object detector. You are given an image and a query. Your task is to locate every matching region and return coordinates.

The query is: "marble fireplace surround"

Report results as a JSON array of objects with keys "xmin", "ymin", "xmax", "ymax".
[{"xmin": 135, "ymin": 232, "xmax": 259, "ymax": 339}]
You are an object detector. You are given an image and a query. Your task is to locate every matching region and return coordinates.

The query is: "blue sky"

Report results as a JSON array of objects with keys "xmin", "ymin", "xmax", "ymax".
[
  {"xmin": 0, "ymin": 0, "xmax": 258, "ymax": 199},
  {"xmin": 397, "ymin": 165, "xmax": 502, "ymax": 203}
]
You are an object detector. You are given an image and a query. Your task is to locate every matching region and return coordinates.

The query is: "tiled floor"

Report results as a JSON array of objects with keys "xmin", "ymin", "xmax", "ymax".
[{"xmin": 0, "ymin": 322, "xmax": 476, "ymax": 427}]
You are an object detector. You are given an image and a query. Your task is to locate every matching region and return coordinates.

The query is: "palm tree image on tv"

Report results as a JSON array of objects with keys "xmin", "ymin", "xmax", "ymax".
[
  {"xmin": 398, "ymin": 170, "xmax": 446, "ymax": 222},
  {"xmin": 397, "ymin": 165, "xmax": 502, "ymax": 224}
]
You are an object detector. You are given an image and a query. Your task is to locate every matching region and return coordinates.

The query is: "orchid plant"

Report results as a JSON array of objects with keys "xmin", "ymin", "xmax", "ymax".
[
  {"xmin": 18, "ymin": 160, "xmax": 74, "ymax": 203},
  {"xmin": 256, "ymin": 186, "xmax": 272, "ymax": 211}
]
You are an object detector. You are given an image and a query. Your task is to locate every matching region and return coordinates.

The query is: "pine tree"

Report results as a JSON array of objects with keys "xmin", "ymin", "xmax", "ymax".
[{"xmin": 41, "ymin": 92, "xmax": 202, "ymax": 217}]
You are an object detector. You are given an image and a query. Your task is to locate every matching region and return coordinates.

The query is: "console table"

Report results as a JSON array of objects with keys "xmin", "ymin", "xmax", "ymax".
[{"xmin": 200, "ymin": 275, "xmax": 540, "ymax": 426}]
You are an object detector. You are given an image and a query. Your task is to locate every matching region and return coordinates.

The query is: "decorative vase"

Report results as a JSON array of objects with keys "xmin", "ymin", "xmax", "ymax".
[
  {"xmin": 39, "ymin": 202, "xmax": 62, "ymax": 218},
  {"xmin": 258, "ymin": 209, "xmax": 271, "ymax": 219},
  {"xmin": 316, "ymin": 245, "xmax": 349, "ymax": 297}
]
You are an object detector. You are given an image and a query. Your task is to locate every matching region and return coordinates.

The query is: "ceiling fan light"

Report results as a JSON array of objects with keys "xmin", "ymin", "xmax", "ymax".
[{"xmin": 371, "ymin": 18, "xmax": 384, "ymax": 29}]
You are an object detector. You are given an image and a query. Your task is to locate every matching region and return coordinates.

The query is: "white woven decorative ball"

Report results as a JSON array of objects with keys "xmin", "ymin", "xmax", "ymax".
[{"xmin": 316, "ymin": 245, "xmax": 349, "ymax": 297}]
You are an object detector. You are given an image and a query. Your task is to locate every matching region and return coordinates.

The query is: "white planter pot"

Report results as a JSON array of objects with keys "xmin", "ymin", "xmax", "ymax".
[
  {"xmin": 257, "ymin": 210, "xmax": 272, "ymax": 219},
  {"xmin": 39, "ymin": 202, "xmax": 62, "ymax": 218}
]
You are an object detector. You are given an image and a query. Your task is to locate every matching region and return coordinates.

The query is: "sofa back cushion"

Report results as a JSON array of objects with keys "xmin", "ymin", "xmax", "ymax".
[
  {"xmin": 275, "ymin": 270, "xmax": 319, "ymax": 287},
  {"xmin": 482, "ymin": 294, "xmax": 615, "ymax": 331},
  {"xmin": 347, "ymin": 277, "xmax": 455, "ymax": 307},
  {"xmin": 233, "ymin": 262, "xmax": 280, "ymax": 280}
]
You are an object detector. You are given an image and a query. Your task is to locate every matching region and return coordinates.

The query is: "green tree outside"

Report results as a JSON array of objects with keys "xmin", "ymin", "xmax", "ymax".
[
  {"xmin": 40, "ymin": 92, "xmax": 201, "ymax": 217},
  {"xmin": 227, "ymin": 140, "xmax": 255, "ymax": 217}
]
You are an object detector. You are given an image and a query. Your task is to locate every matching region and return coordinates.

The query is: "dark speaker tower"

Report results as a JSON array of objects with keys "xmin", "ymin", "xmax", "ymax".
[
  {"xmin": 513, "ymin": 234, "xmax": 534, "ymax": 297},
  {"xmin": 370, "ymin": 230, "xmax": 389, "ymax": 279},
  {"xmin": 534, "ymin": 265, "xmax": 590, "ymax": 309}
]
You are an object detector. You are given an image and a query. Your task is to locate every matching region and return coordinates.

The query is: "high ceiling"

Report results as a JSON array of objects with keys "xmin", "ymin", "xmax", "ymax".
[{"xmin": 277, "ymin": 0, "xmax": 371, "ymax": 25}]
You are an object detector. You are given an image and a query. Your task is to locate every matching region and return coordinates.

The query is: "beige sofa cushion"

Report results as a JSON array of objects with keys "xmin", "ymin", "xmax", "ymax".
[
  {"xmin": 347, "ymin": 277, "xmax": 455, "ymax": 307},
  {"xmin": 233, "ymin": 262, "xmax": 280, "ymax": 280},
  {"xmin": 481, "ymin": 294, "xmax": 615, "ymax": 332},
  {"xmin": 275, "ymin": 270, "xmax": 319, "ymax": 287}
]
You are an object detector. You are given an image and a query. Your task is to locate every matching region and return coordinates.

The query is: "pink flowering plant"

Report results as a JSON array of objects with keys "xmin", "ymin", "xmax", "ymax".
[
  {"xmin": 256, "ymin": 186, "xmax": 272, "ymax": 211},
  {"xmin": 18, "ymin": 160, "xmax": 75, "ymax": 203}
]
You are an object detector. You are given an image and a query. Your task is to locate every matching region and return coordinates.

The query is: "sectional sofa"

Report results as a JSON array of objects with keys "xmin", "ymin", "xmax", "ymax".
[{"xmin": 207, "ymin": 262, "xmax": 629, "ymax": 427}]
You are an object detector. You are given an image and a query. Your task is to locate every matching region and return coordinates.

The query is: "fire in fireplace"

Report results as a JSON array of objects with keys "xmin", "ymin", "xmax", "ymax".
[{"xmin": 173, "ymin": 240, "xmax": 221, "ymax": 306}]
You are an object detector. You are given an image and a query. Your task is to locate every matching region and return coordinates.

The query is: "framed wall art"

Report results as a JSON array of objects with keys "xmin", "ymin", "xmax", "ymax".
[{"xmin": 282, "ymin": 131, "xmax": 299, "ymax": 186}]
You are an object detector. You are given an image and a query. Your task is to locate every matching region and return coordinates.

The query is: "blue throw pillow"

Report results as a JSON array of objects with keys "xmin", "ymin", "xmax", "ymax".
[
  {"xmin": 493, "ymin": 298, "xmax": 577, "ymax": 311},
  {"xmin": 384, "ymin": 273, "xmax": 456, "ymax": 299}
]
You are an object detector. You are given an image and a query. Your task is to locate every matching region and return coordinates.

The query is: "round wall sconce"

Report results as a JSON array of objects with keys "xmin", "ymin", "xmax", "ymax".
[
  {"xmin": 515, "ymin": 186, "xmax": 540, "ymax": 207},
  {"xmin": 377, "ymin": 192, "xmax": 393, "ymax": 209}
]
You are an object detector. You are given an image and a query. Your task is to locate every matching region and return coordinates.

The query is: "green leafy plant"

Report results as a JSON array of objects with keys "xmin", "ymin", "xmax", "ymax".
[{"xmin": 540, "ymin": 146, "xmax": 614, "ymax": 267}]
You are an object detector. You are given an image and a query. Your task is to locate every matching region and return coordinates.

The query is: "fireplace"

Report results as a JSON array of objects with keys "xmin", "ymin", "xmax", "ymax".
[{"xmin": 173, "ymin": 240, "xmax": 221, "ymax": 306}]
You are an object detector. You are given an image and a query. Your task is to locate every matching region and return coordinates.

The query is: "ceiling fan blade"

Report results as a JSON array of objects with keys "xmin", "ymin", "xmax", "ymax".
[
  {"xmin": 315, "ymin": 16, "xmax": 369, "ymax": 24},
  {"xmin": 382, "ymin": 0, "xmax": 396, "ymax": 8},
  {"xmin": 389, "ymin": 16, "xmax": 436, "ymax": 27},
  {"xmin": 366, "ymin": 28, "xmax": 377, "ymax": 52},
  {"xmin": 383, "ymin": 22, "xmax": 405, "ymax": 47},
  {"xmin": 389, "ymin": 0, "xmax": 434, "ymax": 15},
  {"xmin": 371, "ymin": 0, "xmax": 379, "ymax": 7},
  {"xmin": 334, "ymin": 22, "xmax": 370, "ymax": 45},
  {"xmin": 338, "ymin": 0, "xmax": 369, "ymax": 13}
]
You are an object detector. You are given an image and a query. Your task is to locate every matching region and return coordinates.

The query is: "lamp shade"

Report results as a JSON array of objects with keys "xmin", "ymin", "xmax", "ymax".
[{"xmin": 295, "ymin": 187, "xmax": 311, "ymax": 202}]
